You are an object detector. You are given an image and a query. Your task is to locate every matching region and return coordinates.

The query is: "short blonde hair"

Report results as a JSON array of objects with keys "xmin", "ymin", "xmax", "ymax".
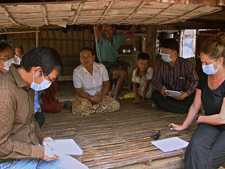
[{"xmin": 200, "ymin": 37, "xmax": 225, "ymax": 65}]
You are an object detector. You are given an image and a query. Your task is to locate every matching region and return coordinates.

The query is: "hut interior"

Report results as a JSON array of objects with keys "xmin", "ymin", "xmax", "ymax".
[{"xmin": 0, "ymin": 0, "xmax": 225, "ymax": 168}]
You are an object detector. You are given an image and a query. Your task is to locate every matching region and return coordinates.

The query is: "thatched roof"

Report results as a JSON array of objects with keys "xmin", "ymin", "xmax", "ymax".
[{"xmin": 0, "ymin": 0, "xmax": 223, "ymax": 29}]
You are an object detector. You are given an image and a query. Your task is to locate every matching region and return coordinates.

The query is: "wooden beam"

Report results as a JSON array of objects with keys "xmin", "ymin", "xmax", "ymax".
[
  {"xmin": 41, "ymin": 4, "xmax": 49, "ymax": 25},
  {"xmin": 159, "ymin": 5, "xmax": 204, "ymax": 24},
  {"xmin": 0, "ymin": 30, "xmax": 40, "ymax": 35},
  {"xmin": 141, "ymin": 3, "xmax": 174, "ymax": 24},
  {"xmin": 71, "ymin": 2, "xmax": 84, "ymax": 24},
  {"xmin": 0, "ymin": 5, "xmax": 23, "ymax": 26},
  {"xmin": 0, "ymin": 0, "xmax": 222, "ymax": 7},
  {"xmin": 98, "ymin": 0, "xmax": 114, "ymax": 23},
  {"xmin": 120, "ymin": 0, "xmax": 145, "ymax": 24}
]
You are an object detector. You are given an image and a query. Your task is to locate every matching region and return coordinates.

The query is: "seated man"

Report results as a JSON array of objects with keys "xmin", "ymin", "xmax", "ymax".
[
  {"xmin": 0, "ymin": 47, "xmax": 84, "ymax": 168},
  {"xmin": 94, "ymin": 25, "xmax": 129, "ymax": 99},
  {"xmin": 72, "ymin": 48, "xmax": 120, "ymax": 117},
  {"xmin": 152, "ymin": 38, "xmax": 198, "ymax": 113}
]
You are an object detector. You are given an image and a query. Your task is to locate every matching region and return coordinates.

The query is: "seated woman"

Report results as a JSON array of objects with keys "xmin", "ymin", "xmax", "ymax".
[
  {"xmin": 72, "ymin": 48, "xmax": 120, "ymax": 117},
  {"xmin": 132, "ymin": 52, "xmax": 153, "ymax": 103},
  {"xmin": 170, "ymin": 38, "xmax": 225, "ymax": 169}
]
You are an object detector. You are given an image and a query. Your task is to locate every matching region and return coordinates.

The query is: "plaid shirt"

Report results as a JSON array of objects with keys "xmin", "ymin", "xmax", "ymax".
[
  {"xmin": 0, "ymin": 65, "xmax": 43, "ymax": 160},
  {"xmin": 152, "ymin": 57, "xmax": 199, "ymax": 95}
]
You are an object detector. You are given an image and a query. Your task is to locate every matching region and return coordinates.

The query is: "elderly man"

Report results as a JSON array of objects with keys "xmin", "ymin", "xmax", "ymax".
[
  {"xmin": 152, "ymin": 38, "xmax": 198, "ymax": 113},
  {"xmin": 72, "ymin": 48, "xmax": 120, "ymax": 116}
]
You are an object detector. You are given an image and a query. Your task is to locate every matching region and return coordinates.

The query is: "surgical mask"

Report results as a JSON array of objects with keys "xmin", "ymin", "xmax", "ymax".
[
  {"xmin": 202, "ymin": 64, "xmax": 218, "ymax": 75},
  {"xmin": 160, "ymin": 53, "xmax": 172, "ymax": 63},
  {"xmin": 31, "ymin": 72, "xmax": 52, "ymax": 91},
  {"xmin": 3, "ymin": 59, "xmax": 13, "ymax": 71}
]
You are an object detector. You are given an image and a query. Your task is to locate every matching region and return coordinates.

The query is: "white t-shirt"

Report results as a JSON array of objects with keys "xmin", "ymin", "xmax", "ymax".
[
  {"xmin": 132, "ymin": 67, "xmax": 153, "ymax": 98},
  {"xmin": 73, "ymin": 62, "xmax": 109, "ymax": 96},
  {"xmin": 132, "ymin": 67, "xmax": 153, "ymax": 84}
]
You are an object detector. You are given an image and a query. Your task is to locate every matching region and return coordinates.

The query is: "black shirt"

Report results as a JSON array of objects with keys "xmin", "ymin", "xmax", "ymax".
[{"xmin": 198, "ymin": 78, "xmax": 225, "ymax": 115}]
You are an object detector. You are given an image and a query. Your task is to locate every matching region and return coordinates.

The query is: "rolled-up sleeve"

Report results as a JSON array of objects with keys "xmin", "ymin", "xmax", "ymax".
[
  {"xmin": 73, "ymin": 70, "xmax": 82, "ymax": 89},
  {"xmin": 101, "ymin": 64, "xmax": 109, "ymax": 82},
  {"xmin": 0, "ymin": 89, "xmax": 43, "ymax": 160}
]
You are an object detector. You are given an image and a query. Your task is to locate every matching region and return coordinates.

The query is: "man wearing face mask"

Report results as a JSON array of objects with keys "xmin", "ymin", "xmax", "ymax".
[
  {"xmin": 0, "ymin": 42, "xmax": 14, "ymax": 74},
  {"xmin": 0, "ymin": 47, "xmax": 80, "ymax": 169},
  {"xmin": 152, "ymin": 38, "xmax": 198, "ymax": 113}
]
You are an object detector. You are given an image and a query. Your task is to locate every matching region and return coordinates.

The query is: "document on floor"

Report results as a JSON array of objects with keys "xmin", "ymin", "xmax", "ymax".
[
  {"xmin": 151, "ymin": 137, "xmax": 189, "ymax": 152},
  {"xmin": 165, "ymin": 90, "xmax": 181, "ymax": 98},
  {"xmin": 58, "ymin": 155, "xmax": 89, "ymax": 169},
  {"xmin": 44, "ymin": 138, "xmax": 83, "ymax": 156}
]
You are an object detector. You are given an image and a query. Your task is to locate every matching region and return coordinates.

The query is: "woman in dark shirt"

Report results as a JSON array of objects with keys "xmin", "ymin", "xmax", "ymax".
[{"xmin": 169, "ymin": 38, "xmax": 225, "ymax": 169}]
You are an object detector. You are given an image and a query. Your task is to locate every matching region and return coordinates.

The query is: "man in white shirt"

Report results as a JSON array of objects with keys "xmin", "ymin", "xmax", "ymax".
[{"xmin": 72, "ymin": 48, "xmax": 120, "ymax": 116}]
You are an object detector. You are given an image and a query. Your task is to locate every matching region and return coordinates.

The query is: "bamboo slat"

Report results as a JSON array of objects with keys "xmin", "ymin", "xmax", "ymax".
[
  {"xmin": 0, "ymin": 0, "xmax": 222, "ymax": 29},
  {"xmin": 42, "ymin": 101, "xmax": 194, "ymax": 169}
]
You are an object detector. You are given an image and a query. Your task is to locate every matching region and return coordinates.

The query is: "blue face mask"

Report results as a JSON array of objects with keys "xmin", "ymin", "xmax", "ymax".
[
  {"xmin": 160, "ymin": 53, "xmax": 172, "ymax": 63},
  {"xmin": 31, "ymin": 73, "xmax": 52, "ymax": 91},
  {"xmin": 202, "ymin": 64, "xmax": 218, "ymax": 75}
]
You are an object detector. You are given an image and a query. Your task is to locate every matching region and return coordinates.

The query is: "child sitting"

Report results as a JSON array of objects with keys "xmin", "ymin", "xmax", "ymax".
[{"xmin": 132, "ymin": 52, "xmax": 153, "ymax": 103}]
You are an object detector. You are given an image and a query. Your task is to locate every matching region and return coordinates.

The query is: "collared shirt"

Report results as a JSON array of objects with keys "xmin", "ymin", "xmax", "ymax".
[
  {"xmin": 73, "ymin": 62, "xmax": 109, "ymax": 96},
  {"xmin": 0, "ymin": 65, "xmax": 43, "ymax": 160},
  {"xmin": 96, "ymin": 33, "xmax": 125, "ymax": 63},
  {"xmin": 152, "ymin": 57, "xmax": 198, "ymax": 95}
]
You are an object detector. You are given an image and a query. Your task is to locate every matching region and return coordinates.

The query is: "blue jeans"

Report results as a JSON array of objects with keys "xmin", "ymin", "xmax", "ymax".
[
  {"xmin": 0, "ymin": 159, "xmax": 60, "ymax": 169},
  {"xmin": 0, "ymin": 156, "xmax": 88, "ymax": 169}
]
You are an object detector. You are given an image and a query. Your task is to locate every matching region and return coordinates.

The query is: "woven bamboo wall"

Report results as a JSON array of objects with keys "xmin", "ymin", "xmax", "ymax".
[{"xmin": 7, "ymin": 29, "xmax": 95, "ymax": 75}]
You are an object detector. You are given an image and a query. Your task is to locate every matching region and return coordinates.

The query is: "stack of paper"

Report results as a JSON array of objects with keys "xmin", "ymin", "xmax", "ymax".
[
  {"xmin": 50, "ymin": 139, "xmax": 83, "ymax": 156},
  {"xmin": 151, "ymin": 137, "xmax": 189, "ymax": 152},
  {"xmin": 43, "ymin": 138, "xmax": 89, "ymax": 169},
  {"xmin": 165, "ymin": 90, "xmax": 182, "ymax": 98}
]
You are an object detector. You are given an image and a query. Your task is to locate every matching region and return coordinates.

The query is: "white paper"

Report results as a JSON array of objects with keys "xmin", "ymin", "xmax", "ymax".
[
  {"xmin": 58, "ymin": 155, "xmax": 89, "ymax": 169},
  {"xmin": 165, "ymin": 90, "xmax": 181, "ymax": 98},
  {"xmin": 45, "ymin": 139, "xmax": 83, "ymax": 156},
  {"xmin": 151, "ymin": 137, "xmax": 189, "ymax": 152}
]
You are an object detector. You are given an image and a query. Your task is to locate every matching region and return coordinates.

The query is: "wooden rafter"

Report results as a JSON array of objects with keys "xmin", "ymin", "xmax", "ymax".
[
  {"xmin": 140, "ymin": 3, "xmax": 174, "ymax": 24},
  {"xmin": 41, "ymin": 4, "xmax": 49, "ymax": 25},
  {"xmin": 0, "ymin": 5, "xmax": 23, "ymax": 26},
  {"xmin": 159, "ymin": 5, "xmax": 206, "ymax": 24},
  {"xmin": 71, "ymin": 1, "xmax": 84, "ymax": 24},
  {"xmin": 120, "ymin": 0, "xmax": 145, "ymax": 23},
  {"xmin": 98, "ymin": 0, "xmax": 114, "ymax": 23}
]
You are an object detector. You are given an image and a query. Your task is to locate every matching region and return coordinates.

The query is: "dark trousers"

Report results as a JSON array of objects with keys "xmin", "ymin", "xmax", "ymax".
[
  {"xmin": 152, "ymin": 91, "xmax": 194, "ymax": 113},
  {"xmin": 34, "ymin": 112, "xmax": 45, "ymax": 128},
  {"xmin": 185, "ymin": 124, "xmax": 225, "ymax": 169}
]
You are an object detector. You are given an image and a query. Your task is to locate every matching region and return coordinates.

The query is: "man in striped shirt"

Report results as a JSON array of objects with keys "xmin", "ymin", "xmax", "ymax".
[{"xmin": 152, "ymin": 38, "xmax": 198, "ymax": 113}]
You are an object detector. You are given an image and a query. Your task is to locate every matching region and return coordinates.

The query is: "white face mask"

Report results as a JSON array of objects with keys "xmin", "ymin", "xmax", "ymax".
[
  {"xmin": 3, "ymin": 59, "xmax": 13, "ymax": 71},
  {"xmin": 30, "ymin": 72, "xmax": 52, "ymax": 91},
  {"xmin": 202, "ymin": 64, "xmax": 218, "ymax": 75},
  {"xmin": 160, "ymin": 52, "xmax": 172, "ymax": 63}
]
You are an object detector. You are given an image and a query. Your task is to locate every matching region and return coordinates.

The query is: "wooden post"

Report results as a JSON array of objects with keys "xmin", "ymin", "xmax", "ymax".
[
  {"xmin": 146, "ymin": 25, "xmax": 157, "ymax": 64},
  {"xmin": 35, "ymin": 28, "xmax": 39, "ymax": 48},
  {"xmin": 146, "ymin": 26, "xmax": 157, "ymax": 55}
]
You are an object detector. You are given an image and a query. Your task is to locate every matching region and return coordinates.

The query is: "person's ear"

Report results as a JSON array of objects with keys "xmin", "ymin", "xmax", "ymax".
[{"xmin": 30, "ymin": 66, "xmax": 42, "ymax": 76}]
